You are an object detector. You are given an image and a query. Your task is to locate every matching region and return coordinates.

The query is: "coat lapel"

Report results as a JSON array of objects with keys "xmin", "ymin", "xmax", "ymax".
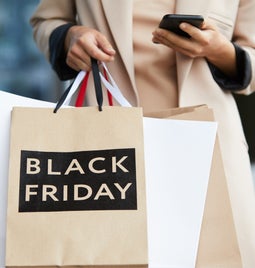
[
  {"xmin": 101, "ymin": 0, "xmax": 136, "ymax": 88},
  {"xmin": 175, "ymin": 0, "xmax": 211, "ymax": 93}
]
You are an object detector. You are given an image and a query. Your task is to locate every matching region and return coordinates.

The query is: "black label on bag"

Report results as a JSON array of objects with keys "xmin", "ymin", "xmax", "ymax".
[{"xmin": 19, "ymin": 149, "xmax": 137, "ymax": 212}]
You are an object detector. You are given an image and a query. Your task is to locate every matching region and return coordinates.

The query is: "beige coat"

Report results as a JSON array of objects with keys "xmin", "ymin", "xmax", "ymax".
[{"xmin": 31, "ymin": 0, "xmax": 255, "ymax": 267}]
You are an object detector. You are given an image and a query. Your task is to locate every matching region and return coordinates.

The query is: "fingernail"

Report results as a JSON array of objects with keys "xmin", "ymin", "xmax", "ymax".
[
  {"xmin": 179, "ymin": 22, "xmax": 186, "ymax": 29},
  {"xmin": 108, "ymin": 47, "xmax": 116, "ymax": 53}
]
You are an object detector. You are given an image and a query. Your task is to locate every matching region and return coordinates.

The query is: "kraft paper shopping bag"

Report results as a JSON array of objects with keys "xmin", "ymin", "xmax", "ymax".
[
  {"xmin": 6, "ymin": 106, "xmax": 147, "ymax": 268},
  {"xmin": 5, "ymin": 59, "xmax": 148, "ymax": 268},
  {"xmin": 145, "ymin": 105, "xmax": 242, "ymax": 268},
  {"xmin": 0, "ymin": 90, "xmax": 55, "ymax": 268}
]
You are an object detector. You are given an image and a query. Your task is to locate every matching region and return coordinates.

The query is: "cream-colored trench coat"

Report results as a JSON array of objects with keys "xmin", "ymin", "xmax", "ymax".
[{"xmin": 31, "ymin": 1, "xmax": 255, "ymax": 267}]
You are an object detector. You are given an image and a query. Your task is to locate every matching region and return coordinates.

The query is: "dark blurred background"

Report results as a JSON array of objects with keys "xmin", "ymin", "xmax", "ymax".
[
  {"xmin": 0, "ymin": 0, "xmax": 254, "ymax": 161},
  {"xmin": 234, "ymin": 94, "xmax": 255, "ymax": 161}
]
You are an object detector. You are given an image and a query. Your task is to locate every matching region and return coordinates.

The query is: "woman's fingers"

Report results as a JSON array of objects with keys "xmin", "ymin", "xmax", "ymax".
[{"xmin": 65, "ymin": 26, "xmax": 115, "ymax": 71}]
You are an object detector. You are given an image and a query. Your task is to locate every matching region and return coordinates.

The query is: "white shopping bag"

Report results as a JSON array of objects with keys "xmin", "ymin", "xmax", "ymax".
[
  {"xmin": 0, "ymin": 90, "xmax": 55, "ymax": 268},
  {"xmin": 144, "ymin": 117, "xmax": 217, "ymax": 268}
]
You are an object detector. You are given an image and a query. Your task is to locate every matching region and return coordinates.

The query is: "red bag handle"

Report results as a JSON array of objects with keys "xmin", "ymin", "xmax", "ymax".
[
  {"xmin": 75, "ymin": 67, "xmax": 113, "ymax": 107},
  {"xmin": 75, "ymin": 71, "xmax": 90, "ymax": 107},
  {"xmin": 104, "ymin": 68, "xmax": 113, "ymax": 106}
]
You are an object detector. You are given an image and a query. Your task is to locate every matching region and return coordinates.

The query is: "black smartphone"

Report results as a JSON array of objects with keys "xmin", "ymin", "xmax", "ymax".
[{"xmin": 159, "ymin": 14, "xmax": 204, "ymax": 38}]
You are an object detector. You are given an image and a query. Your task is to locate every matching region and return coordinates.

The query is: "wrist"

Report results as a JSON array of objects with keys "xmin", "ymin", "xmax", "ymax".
[
  {"xmin": 206, "ymin": 41, "xmax": 237, "ymax": 78},
  {"xmin": 64, "ymin": 25, "xmax": 76, "ymax": 54}
]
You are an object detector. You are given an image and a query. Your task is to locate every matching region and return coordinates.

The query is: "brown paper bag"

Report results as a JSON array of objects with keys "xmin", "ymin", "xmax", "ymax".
[
  {"xmin": 145, "ymin": 105, "xmax": 242, "ymax": 268},
  {"xmin": 6, "ymin": 106, "xmax": 148, "ymax": 268}
]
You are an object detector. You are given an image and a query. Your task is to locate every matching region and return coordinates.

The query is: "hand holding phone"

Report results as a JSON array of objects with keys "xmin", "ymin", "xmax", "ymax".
[{"xmin": 159, "ymin": 14, "xmax": 204, "ymax": 38}]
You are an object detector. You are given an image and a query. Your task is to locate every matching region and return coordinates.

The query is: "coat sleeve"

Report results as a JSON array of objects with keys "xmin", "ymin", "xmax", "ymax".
[
  {"xmin": 49, "ymin": 23, "xmax": 78, "ymax": 80},
  {"xmin": 30, "ymin": 0, "xmax": 77, "ymax": 61},
  {"xmin": 232, "ymin": 0, "xmax": 255, "ymax": 95},
  {"xmin": 208, "ymin": 43, "xmax": 252, "ymax": 92}
]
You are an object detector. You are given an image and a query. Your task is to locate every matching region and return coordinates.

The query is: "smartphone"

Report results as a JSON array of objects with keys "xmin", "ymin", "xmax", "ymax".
[{"xmin": 159, "ymin": 14, "xmax": 204, "ymax": 38}]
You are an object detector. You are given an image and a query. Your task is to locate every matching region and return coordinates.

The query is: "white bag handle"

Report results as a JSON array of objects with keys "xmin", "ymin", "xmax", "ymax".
[
  {"xmin": 63, "ymin": 71, "xmax": 86, "ymax": 106},
  {"xmin": 62, "ymin": 62, "xmax": 132, "ymax": 107},
  {"xmin": 100, "ymin": 63, "xmax": 132, "ymax": 107}
]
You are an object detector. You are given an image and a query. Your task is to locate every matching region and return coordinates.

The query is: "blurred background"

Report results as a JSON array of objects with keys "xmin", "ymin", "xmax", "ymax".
[
  {"xmin": 0, "ymin": 0, "xmax": 64, "ymax": 102},
  {"xmin": 0, "ymin": 0, "xmax": 254, "ymax": 178}
]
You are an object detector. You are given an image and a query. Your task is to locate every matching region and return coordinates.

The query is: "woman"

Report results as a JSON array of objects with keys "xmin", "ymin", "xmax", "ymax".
[{"xmin": 30, "ymin": 0, "xmax": 255, "ymax": 266}]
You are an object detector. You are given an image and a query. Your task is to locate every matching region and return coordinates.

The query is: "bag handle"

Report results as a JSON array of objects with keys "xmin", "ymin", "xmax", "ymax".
[
  {"xmin": 91, "ymin": 57, "xmax": 103, "ymax": 111},
  {"xmin": 54, "ymin": 59, "xmax": 131, "ymax": 113},
  {"xmin": 75, "ymin": 71, "xmax": 90, "ymax": 107},
  {"xmin": 99, "ymin": 62, "xmax": 131, "ymax": 107},
  {"xmin": 75, "ymin": 68, "xmax": 113, "ymax": 107},
  {"xmin": 54, "ymin": 57, "xmax": 104, "ymax": 113}
]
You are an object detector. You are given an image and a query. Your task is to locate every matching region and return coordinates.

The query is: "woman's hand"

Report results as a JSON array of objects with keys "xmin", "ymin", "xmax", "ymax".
[
  {"xmin": 152, "ymin": 19, "xmax": 237, "ymax": 77},
  {"xmin": 65, "ymin": 26, "xmax": 116, "ymax": 71}
]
